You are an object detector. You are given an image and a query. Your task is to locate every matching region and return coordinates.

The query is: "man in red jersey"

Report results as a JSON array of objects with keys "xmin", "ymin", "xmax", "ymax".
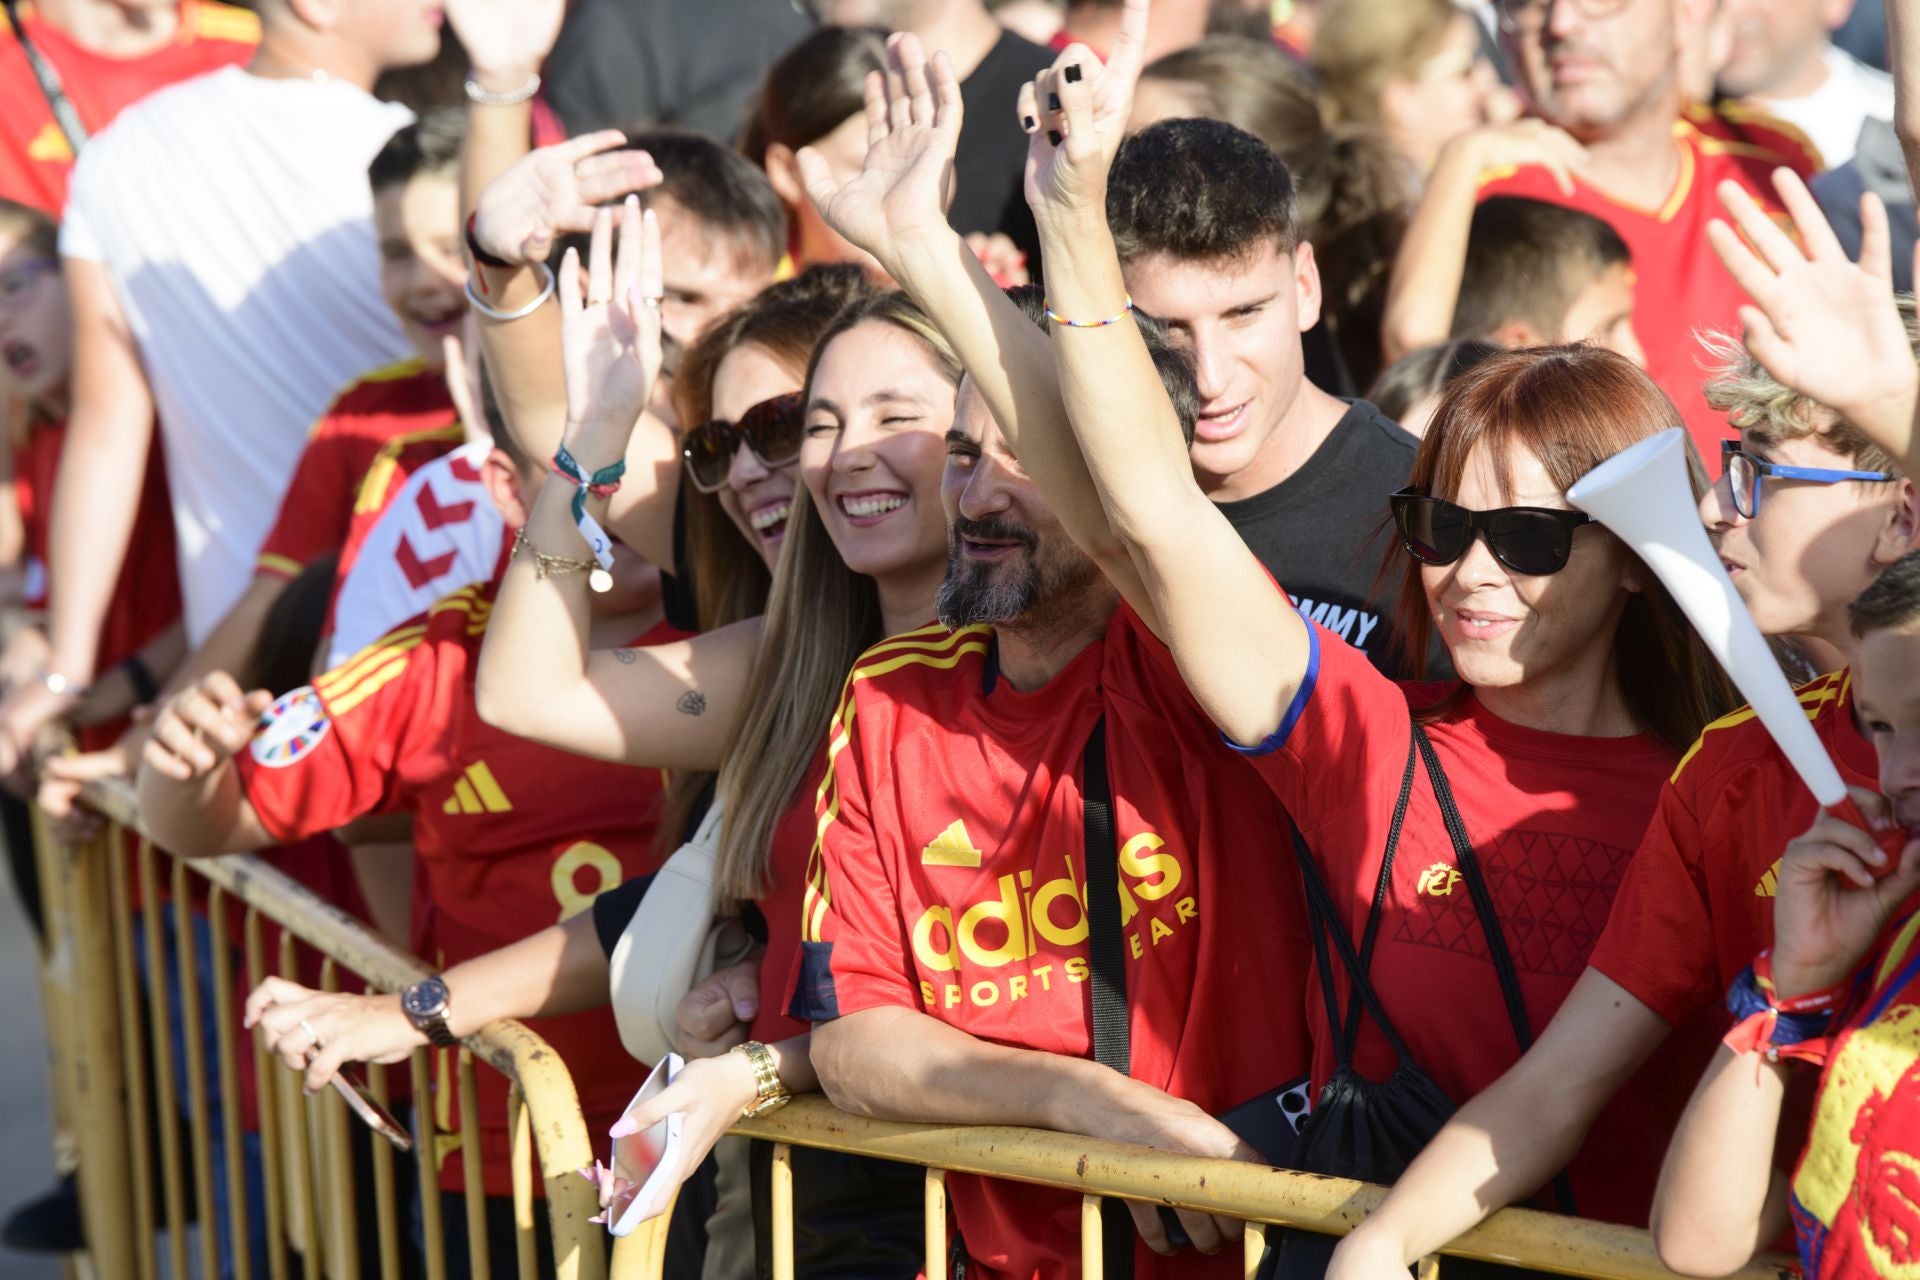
[
  {"xmin": 792, "ymin": 325, "xmax": 1313, "ymax": 1278},
  {"xmin": 0, "ymin": 0, "xmax": 258, "ymax": 214},
  {"xmin": 1320, "ymin": 174, "xmax": 1920, "ymax": 1280},
  {"xmin": 1477, "ymin": 0, "xmax": 1812, "ymax": 462},
  {"xmin": 134, "ymin": 411, "xmax": 678, "ymax": 1270}
]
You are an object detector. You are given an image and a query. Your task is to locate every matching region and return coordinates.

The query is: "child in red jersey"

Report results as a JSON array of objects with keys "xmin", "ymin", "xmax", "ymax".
[
  {"xmin": 1652, "ymin": 551, "xmax": 1920, "ymax": 1279},
  {"xmin": 0, "ymin": 197, "xmax": 180, "ymax": 788},
  {"xmin": 1322, "ymin": 164, "xmax": 1920, "ymax": 1280},
  {"xmin": 0, "ymin": 0, "xmax": 258, "ymax": 215},
  {"xmin": 134, "ymin": 405, "xmax": 679, "ymax": 1271}
]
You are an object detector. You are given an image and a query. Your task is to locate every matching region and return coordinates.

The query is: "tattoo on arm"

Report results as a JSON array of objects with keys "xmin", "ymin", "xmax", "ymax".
[
  {"xmin": 610, "ymin": 647, "xmax": 637, "ymax": 664},
  {"xmin": 677, "ymin": 690, "xmax": 706, "ymax": 717}
]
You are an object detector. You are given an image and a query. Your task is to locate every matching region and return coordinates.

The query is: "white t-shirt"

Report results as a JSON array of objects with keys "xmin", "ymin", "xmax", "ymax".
[
  {"xmin": 61, "ymin": 66, "xmax": 414, "ymax": 642},
  {"xmin": 1749, "ymin": 44, "xmax": 1895, "ymax": 171}
]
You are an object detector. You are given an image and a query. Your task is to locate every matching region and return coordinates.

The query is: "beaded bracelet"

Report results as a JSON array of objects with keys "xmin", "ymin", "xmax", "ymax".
[
  {"xmin": 1044, "ymin": 295, "xmax": 1133, "ymax": 329},
  {"xmin": 464, "ymin": 72, "xmax": 541, "ymax": 107}
]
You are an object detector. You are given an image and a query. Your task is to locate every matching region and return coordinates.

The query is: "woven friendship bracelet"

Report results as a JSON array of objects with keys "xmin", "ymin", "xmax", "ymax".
[
  {"xmin": 1044, "ymin": 295, "xmax": 1133, "ymax": 328},
  {"xmin": 550, "ymin": 445, "xmax": 627, "ymax": 571}
]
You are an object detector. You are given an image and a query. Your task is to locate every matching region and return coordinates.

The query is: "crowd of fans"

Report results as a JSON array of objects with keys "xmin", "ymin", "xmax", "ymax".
[{"xmin": 1, "ymin": 0, "xmax": 1918, "ymax": 1277}]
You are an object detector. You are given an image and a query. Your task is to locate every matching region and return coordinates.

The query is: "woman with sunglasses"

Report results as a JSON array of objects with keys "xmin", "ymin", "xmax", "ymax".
[{"xmin": 1009, "ymin": 32, "xmax": 1733, "ymax": 1254}]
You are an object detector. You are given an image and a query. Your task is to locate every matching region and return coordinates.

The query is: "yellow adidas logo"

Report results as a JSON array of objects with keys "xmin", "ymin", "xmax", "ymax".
[
  {"xmin": 442, "ymin": 761, "xmax": 512, "ymax": 815},
  {"xmin": 1755, "ymin": 858, "xmax": 1781, "ymax": 898},
  {"xmin": 922, "ymin": 820, "xmax": 982, "ymax": 868}
]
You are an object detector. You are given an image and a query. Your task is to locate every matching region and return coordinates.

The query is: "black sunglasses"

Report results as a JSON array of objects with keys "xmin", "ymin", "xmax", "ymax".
[
  {"xmin": 681, "ymin": 392, "xmax": 805, "ymax": 493},
  {"xmin": 1389, "ymin": 487, "xmax": 1595, "ymax": 576}
]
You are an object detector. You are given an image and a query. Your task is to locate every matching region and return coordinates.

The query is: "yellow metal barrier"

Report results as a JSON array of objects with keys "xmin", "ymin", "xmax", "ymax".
[
  {"xmin": 31, "ymin": 772, "xmax": 1798, "ymax": 1280},
  {"xmin": 33, "ymin": 773, "xmax": 609, "ymax": 1280}
]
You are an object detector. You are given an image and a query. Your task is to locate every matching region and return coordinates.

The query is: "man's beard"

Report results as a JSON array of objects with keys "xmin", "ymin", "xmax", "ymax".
[{"xmin": 936, "ymin": 516, "xmax": 1101, "ymax": 631}]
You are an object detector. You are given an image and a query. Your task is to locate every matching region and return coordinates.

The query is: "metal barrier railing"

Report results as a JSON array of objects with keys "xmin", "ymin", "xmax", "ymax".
[
  {"xmin": 34, "ymin": 773, "xmax": 635, "ymax": 1280},
  {"xmin": 33, "ymin": 773, "xmax": 1795, "ymax": 1280}
]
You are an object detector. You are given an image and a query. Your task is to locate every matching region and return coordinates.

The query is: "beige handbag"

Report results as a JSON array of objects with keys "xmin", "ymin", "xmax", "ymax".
[{"xmin": 608, "ymin": 798, "xmax": 757, "ymax": 1066}]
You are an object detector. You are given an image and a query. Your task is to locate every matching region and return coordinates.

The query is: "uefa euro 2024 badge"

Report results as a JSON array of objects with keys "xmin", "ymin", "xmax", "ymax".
[{"xmin": 250, "ymin": 686, "xmax": 332, "ymax": 768}]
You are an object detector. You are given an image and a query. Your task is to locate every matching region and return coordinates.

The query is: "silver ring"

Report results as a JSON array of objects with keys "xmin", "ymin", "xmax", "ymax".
[
  {"xmin": 299, "ymin": 1018, "xmax": 320, "ymax": 1052},
  {"xmin": 641, "ymin": 294, "xmax": 664, "ymax": 311}
]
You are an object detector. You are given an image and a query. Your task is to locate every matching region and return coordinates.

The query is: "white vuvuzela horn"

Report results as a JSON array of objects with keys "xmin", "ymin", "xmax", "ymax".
[{"xmin": 1566, "ymin": 428, "xmax": 1848, "ymax": 807}]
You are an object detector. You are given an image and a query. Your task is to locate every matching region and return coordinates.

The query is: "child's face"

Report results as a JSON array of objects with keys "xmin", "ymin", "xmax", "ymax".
[
  {"xmin": 372, "ymin": 172, "xmax": 467, "ymax": 367},
  {"xmin": 0, "ymin": 227, "xmax": 71, "ymax": 406},
  {"xmin": 1855, "ymin": 621, "xmax": 1920, "ymax": 830},
  {"xmin": 1558, "ymin": 261, "xmax": 1644, "ymax": 369}
]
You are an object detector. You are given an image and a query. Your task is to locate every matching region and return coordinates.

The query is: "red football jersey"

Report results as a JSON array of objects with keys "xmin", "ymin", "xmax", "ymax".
[
  {"xmin": 1590, "ymin": 670, "xmax": 1877, "ymax": 1025},
  {"xmin": 255, "ymin": 358, "xmax": 461, "ymax": 585},
  {"xmin": 796, "ymin": 615, "xmax": 1313, "ymax": 1280},
  {"xmin": 236, "ymin": 583, "xmax": 681, "ymax": 1196},
  {"xmin": 753, "ymin": 749, "xmax": 829, "ymax": 1048},
  {"xmin": 15, "ymin": 413, "xmax": 181, "ymax": 712},
  {"xmin": 0, "ymin": 0, "xmax": 257, "ymax": 214},
  {"xmin": 1790, "ymin": 909, "xmax": 1920, "ymax": 1279},
  {"xmin": 1589, "ymin": 670, "xmax": 1875, "ymax": 1170},
  {"xmin": 1478, "ymin": 111, "xmax": 1809, "ymax": 467},
  {"xmin": 1237, "ymin": 581, "xmax": 1698, "ymax": 1226}
]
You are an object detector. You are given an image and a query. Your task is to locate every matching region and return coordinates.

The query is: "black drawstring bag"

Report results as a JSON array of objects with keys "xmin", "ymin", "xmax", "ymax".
[{"xmin": 1272, "ymin": 725, "xmax": 1575, "ymax": 1280}]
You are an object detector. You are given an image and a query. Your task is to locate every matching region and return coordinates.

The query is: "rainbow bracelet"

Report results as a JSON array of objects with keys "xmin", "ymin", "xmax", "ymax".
[{"xmin": 1044, "ymin": 295, "xmax": 1133, "ymax": 328}]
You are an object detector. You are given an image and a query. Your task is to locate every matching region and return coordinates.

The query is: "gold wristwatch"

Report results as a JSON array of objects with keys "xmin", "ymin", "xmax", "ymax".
[{"xmin": 730, "ymin": 1040, "xmax": 792, "ymax": 1118}]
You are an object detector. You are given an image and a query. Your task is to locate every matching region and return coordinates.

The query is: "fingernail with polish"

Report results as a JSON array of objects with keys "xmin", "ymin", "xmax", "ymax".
[
  {"xmin": 1065, "ymin": 64, "xmax": 1083, "ymax": 83},
  {"xmin": 609, "ymin": 1115, "xmax": 639, "ymax": 1138},
  {"xmin": 1048, "ymin": 93, "xmax": 1060, "ymax": 111},
  {"xmin": 1022, "ymin": 115, "xmax": 1036, "ymax": 131},
  {"xmin": 1048, "ymin": 130, "xmax": 1062, "ymax": 146}
]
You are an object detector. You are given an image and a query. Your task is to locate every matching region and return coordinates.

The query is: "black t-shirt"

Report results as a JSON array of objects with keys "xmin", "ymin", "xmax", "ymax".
[
  {"xmin": 543, "ymin": 0, "xmax": 811, "ymax": 142},
  {"xmin": 953, "ymin": 30, "xmax": 1055, "ymax": 267},
  {"xmin": 1215, "ymin": 400, "xmax": 1450, "ymax": 679}
]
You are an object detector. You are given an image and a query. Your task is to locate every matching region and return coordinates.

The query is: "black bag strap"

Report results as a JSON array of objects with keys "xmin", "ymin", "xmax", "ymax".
[
  {"xmin": 1288, "ymin": 734, "xmax": 1420, "ymax": 1069},
  {"xmin": 1412, "ymin": 725, "xmax": 1579, "ymax": 1216},
  {"xmin": 4, "ymin": 0, "xmax": 89, "ymax": 155},
  {"xmin": 1080, "ymin": 717, "xmax": 1134, "ymax": 1278}
]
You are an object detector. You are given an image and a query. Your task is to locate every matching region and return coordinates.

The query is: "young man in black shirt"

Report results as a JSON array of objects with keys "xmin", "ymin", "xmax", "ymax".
[
  {"xmin": 1110, "ymin": 119, "xmax": 1441, "ymax": 674},
  {"xmin": 806, "ymin": 0, "xmax": 1053, "ymax": 262}
]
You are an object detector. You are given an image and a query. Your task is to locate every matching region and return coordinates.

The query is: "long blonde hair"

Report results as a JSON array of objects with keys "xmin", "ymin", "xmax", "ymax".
[{"xmin": 712, "ymin": 292, "xmax": 961, "ymax": 902}]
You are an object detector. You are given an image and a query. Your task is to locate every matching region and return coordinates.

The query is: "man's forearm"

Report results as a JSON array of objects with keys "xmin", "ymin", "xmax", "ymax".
[
  {"xmin": 812, "ymin": 1005, "xmax": 1119, "ymax": 1131},
  {"xmin": 441, "ymin": 911, "xmax": 611, "ymax": 1035},
  {"xmin": 46, "ymin": 419, "xmax": 149, "ymax": 682}
]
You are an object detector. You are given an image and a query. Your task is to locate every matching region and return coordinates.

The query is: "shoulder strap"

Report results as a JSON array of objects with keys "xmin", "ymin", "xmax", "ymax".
[
  {"xmin": 1080, "ymin": 717, "xmax": 1134, "ymax": 1277},
  {"xmin": 4, "ymin": 0, "xmax": 90, "ymax": 155},
  {"xmin": 1412, "ymin": 724, "xmax": 1579, "ymax": 1215},
  {"xmin": 1288, "ymin": 733, "xmax": 1420, "ymax": 1068}
]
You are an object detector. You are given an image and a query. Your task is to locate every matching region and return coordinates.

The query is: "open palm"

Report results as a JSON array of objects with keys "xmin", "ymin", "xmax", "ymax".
[
  {"xmin": 559, "ymin": 201, "xmax": 664, "ymax": 438},
  {"xmin": 474, "ymin": 132, "xmax": 662, "ymax": 267},
  {"xmin": 800, "ymin": 35, "xmax": 960, "ymax": 262},
  {"xmin": 1708, "ymin": 169, "xmax": 1916, "ymax": 433}
]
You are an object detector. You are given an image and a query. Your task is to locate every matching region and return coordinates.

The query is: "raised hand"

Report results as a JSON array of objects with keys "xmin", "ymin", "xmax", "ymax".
[
  {"xmin": 140, "ymin": 672, "xmax": 272, "ymax": 783},
  {"xmin": 558, "ymin": 197, "xmax": 665, "ymax": 445},
  {"xmin": 1708, "ymin": 168, "xmax": 1918, "ymax": 467},
  {"xmin": 1021, "ymin": 0, "xmax": 1150, "ymax": 218},
  {"xmin": 445, "ymin": 0, "xmax": 565, "ymax": 88},
  {"xmin": 1771, "ymin": 787, "xmax": 1920, "ymax": 1000},
  {"xmin": 1451, "ymin": 119, "xmax": 1588, "ymax": 197},
  {"xmin": 797, "ymin": 33, "xmax": 962, "ymax": 266},
  {"xmin": 472, "ymin": 134, "xmax": 663, "ymax": 268}
]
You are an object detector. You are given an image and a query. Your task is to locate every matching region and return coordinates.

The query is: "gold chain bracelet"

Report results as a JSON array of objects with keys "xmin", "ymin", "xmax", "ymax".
[{"xmin": 513, "ymin": 528, "xmax": 611, "ymax": 592}]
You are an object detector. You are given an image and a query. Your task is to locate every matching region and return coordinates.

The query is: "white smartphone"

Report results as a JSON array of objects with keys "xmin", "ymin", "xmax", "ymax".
[{"xmin": 606, "ymin": 1052, "xmax": 684, "ymax": 1236}]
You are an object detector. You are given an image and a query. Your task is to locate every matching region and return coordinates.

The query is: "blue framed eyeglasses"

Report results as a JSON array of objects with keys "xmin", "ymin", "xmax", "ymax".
[{"xmin": 1720, "ymin": 439, "xmax": 1897, "ymax": 519}]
